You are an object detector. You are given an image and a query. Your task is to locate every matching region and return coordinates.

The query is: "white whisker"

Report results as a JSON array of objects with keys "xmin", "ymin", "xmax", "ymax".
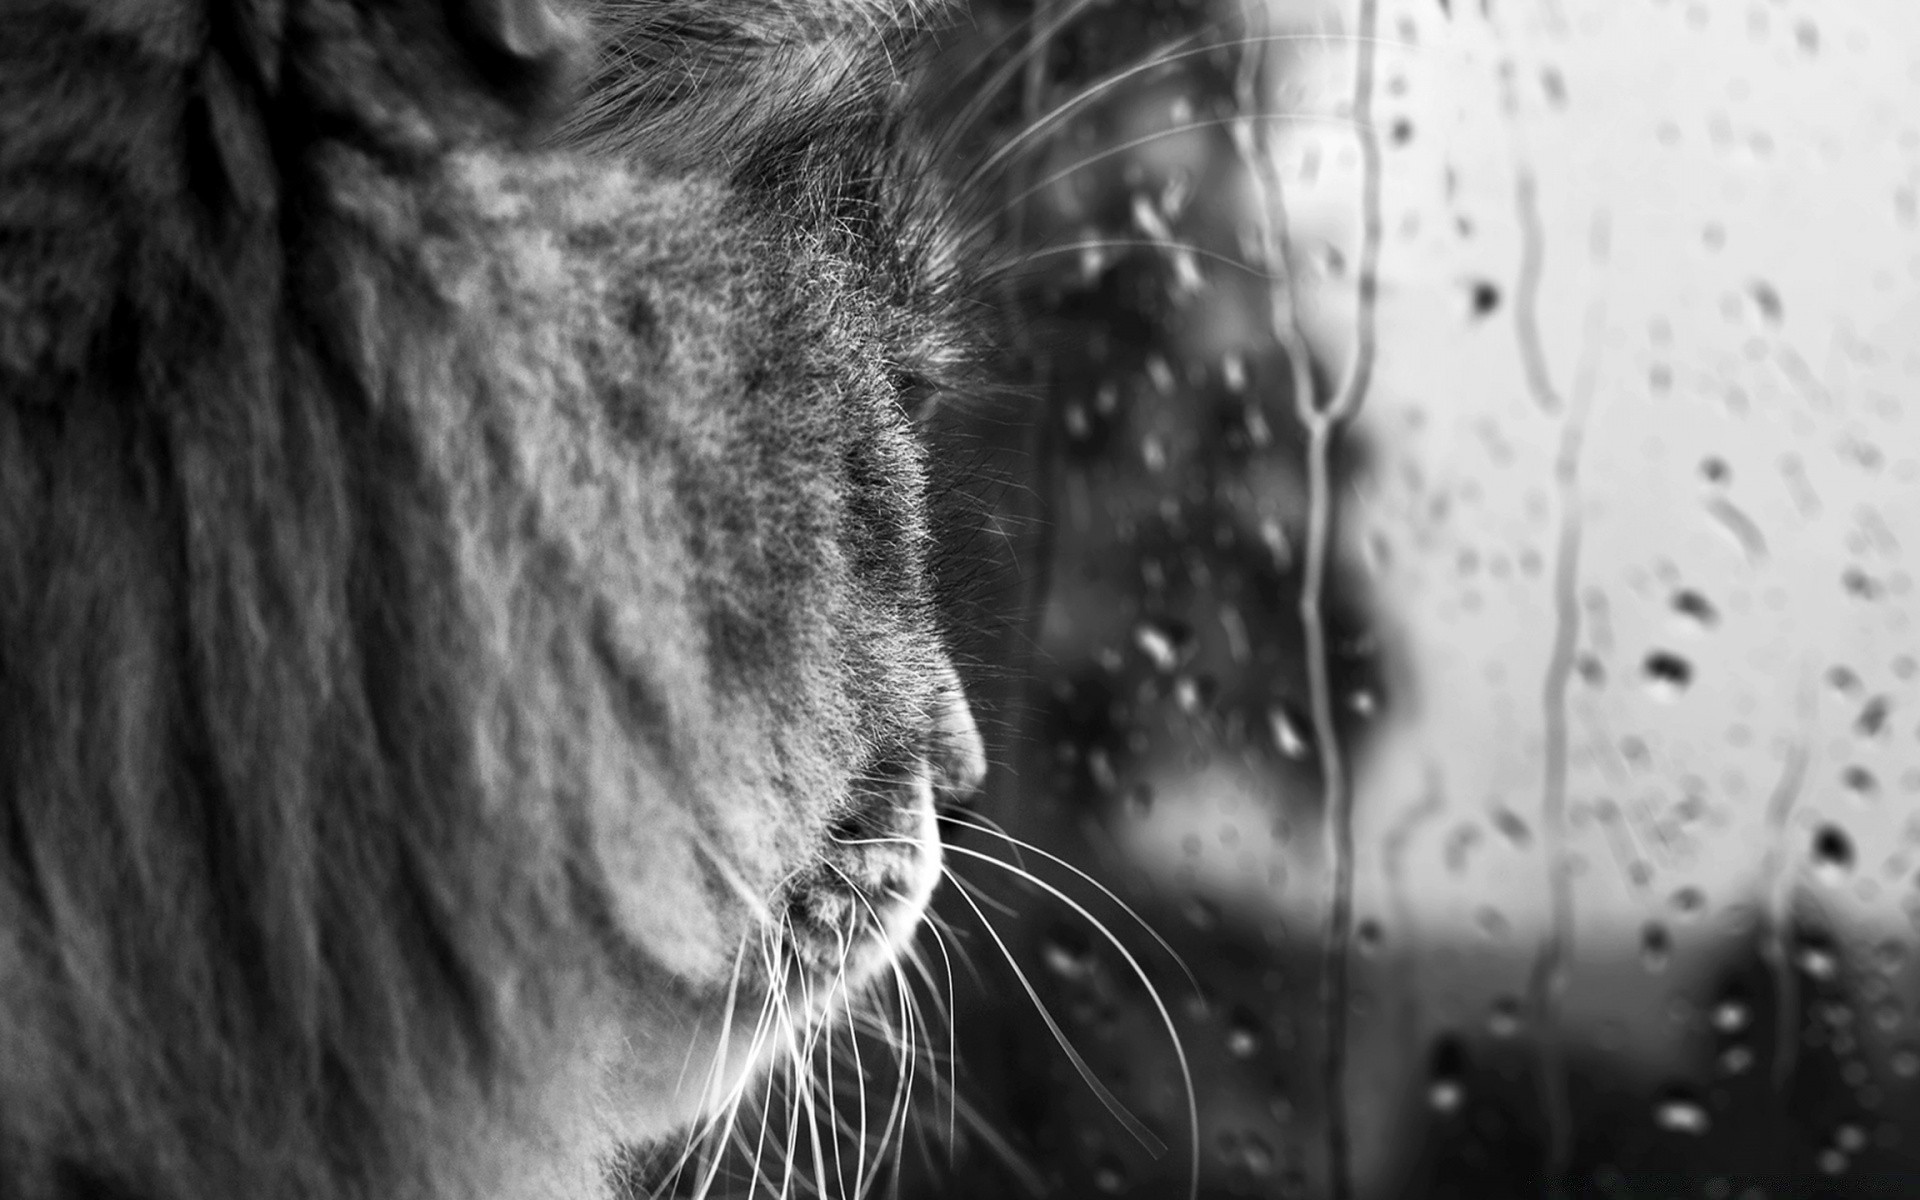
[
  {"xmin": 944, "ymin": 872, "xmax": 1168, "ymax": 1158},
  {"xmin": 937, "ymin": 814, "xmax": 1202, "ymax": 995}
]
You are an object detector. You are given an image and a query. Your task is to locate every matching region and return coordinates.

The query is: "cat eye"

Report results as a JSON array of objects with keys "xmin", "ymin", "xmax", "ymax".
[{"xmin": 887, "ymin": 366, "xmax": 939, "ymax": 422}]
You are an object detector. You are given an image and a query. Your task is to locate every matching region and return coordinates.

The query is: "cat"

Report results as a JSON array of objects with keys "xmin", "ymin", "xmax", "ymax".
[{"xmin": 0, "ymin": 0, "xmax": 986, "ymax": 1196}]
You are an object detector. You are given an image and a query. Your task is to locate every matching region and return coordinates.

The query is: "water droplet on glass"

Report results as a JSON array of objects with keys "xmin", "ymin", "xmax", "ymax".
[
  {"xmin": 1268, "ymin": 704, "xmax": 1311, "ymax": 760},
  {"xmin": 1220, "ymin": 353, "xmax": 1247, "ymax": 393},
  {"xmin": 1356, "ymin": 919, "xmax": 1384, "ymax": 956},
  {"xmin": 1713, "ymin": 999, "xmax": 1749, "ymax": 1033},
  {"xmin": 1644, "ymin": 651, "xmax": 1694, "ymax": 700},
  {"xmin": 1144, "ymin": 354, "xmax": 1176, "ymax": 396},
  {"xmin": 1671, "ymin": 886, "xmax": 1706, "ymax": 916},
  {"xmin": 1086, "ymin": 746, "xmax": 1118, "ymax": 796},
  {"xmin": 1240, "ymin": 1133, "xmax": 1275, "ymax": 1177},
  {"xmin": 1892, "ymin": 1044, "xmax": 1920, "ymax": 1078},
  {"xmin": 1873, "ymin": 939, "xmax": 1907, "ymax": 973},
  {"xmin": 1225, "ymin": 1008, "xmax": 1263, "ymax": 1059},
  {"xmin": 1796, "ymin": 937, "xmax": 1840, "ymax": 982},
  {"xmin": 1139, "ymin": 432, "xmax": 1167, "ymax": 472},
  {"xmin": 1813, "ymin": 824, "xmax": 1856, "ymax": 884},
  {"xmin": 1486, "ymin": 996, "xmax": 1522, "ymax": 1038},
  {"xmin": 1653, "ymin": 1090, "xmax": 1711, "ymax": 1135},
  {"xmin": 1673, "ymin": 589, "xmax": 1719, "ymax": 628},
  {"xmin": 1184, "ymin": 895, "xmax": 1220, "ymax": 932},
  {"xmin": 1093, "ymin": 1154, "xmax": 1129, "ymax": 1193},
  {"xmin": 1642, "ymin": 922, "xmax": 1673, "ymax": 972},
  {"xmin": 1721, "ymin": 1041, "xmax": 1757, "ymax": 1075},
  {"xmin": 1856, "ymin": 696, "xmax": 1892, "ymax": 738},
  {"xmin": 1467, "ymin": 279, "xmax": 1501, "ymax": 318},
  {"xmin": 1492, "ymin": 808, "xmax": 1532, "ymax": 846},
  {"xmin": 1133, "ymin": 618, "xmax": 1190, "ymax": 673},
  {"xmin": 1427, "ymin": 1034, "xmax": 1467, "ymax": 1113},
  {"xmin": 1042, "ymin": 928, "xmax": 1094, "ymax": 981},
  {"xmin": 1475, "ymin": 906, "xmax": 1511, "ymax": 940}
]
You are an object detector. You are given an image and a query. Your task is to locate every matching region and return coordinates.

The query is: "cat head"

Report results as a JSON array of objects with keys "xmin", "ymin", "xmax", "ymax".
[{"xmin": 0, "ymin": 0, "xmax": 989, "ymax": 1193}]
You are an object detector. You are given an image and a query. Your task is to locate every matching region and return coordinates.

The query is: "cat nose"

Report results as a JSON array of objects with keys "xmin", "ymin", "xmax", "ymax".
[{"xmin": 929, "ymin": 665, "xmax": 987, "ymax": 810}]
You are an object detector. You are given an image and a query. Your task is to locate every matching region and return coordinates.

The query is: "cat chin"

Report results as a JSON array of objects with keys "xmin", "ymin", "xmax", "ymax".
[
  {"xmin": 788, "ymin": 762, "xmax": 945, "ymax": 1013},
  {"xmin": 614, "ymin": 766, "xmax": 945, "ymax": 1141},
  {"xmin": 864, "ymin": 770, "xmax": 945, "ymax": 964}
]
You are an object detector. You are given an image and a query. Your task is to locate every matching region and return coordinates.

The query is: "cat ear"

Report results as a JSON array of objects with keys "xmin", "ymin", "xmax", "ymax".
[
  {"xmin": 456, "ymin": 0, "xmax": 584, "ymax": 62},
  {"xmin": 442, "ymin": 0, "xmax": 592, "ymax": 117}
]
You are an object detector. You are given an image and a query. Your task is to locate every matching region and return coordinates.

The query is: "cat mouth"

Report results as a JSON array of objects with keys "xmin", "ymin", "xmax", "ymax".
[
  {"xmin": 780, "ymin": 684, "xmax": 986, "ymax": 1011},
  {"xmin": 779, "ymin": 761, "xmax": 946, "ymax": 1007}
]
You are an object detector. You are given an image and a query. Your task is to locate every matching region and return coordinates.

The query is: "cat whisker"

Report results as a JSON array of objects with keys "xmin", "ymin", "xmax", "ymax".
[
  {"xmin": 929, "ymin": 0, "xmax": 1130, "ymax": 161},
  {"xmin": 959, "ymin": 31, "xmax": 1412, "ymax": 195},
  {"xmin": 840, "ymin": 999, "xmax": 873, "ymax": 1199},
  {"xmin": 838, "ymin": 934, "xmax": 867, "ymax": 1200},
  {"xmin": 935, "ymin": 814, "xmax": 1201, "ymax": 995},
  {"xmin": 939, "ymin": 872, "xmax": 1169, "ymax": 1154},
  {"xmin": 691, "ymin": 940, "xmax": 792, "ymax": 1200},
  {"xmin": 840, "ymin": 830, "xmax": 1199, "ymax": 1199},
  {"xmin": 905, "ymin": 914, "xmax": 963, "ymax": 1158},
  {"xmin": 889, "ymin": 905, "xmax": 956, "ymax": 1031},
  {"xmin": 944, "ymin": 846, "xmax": 1199, "ymax": 1199},
  {"xmin": 693, "ymin": 830, "xmax": 779, "ymax": 930},
  {"xmin": 950, "ymin": 1088, "xmax": 1052, "ymax": 1198},
  {"xmin": 879, "ymin": 959, "xmax": 921, "ymax": 1196},
  {"xmin": 790, "ymin": 937, "xmax": 839, "ymax": 1200},
  {"xmin": 777, "ymin": 920, "xmax": 810, "ymax": 1200},
  {"xmin": 956, "ymin": 110, "xmax": 1378, "ymax": 248},
  {"xmin": 663, "ymin": 943, "xmax": 751, "ymax": 1199},
  {"xmin": 742, "ymin": 925, "xmax": 794, "ymax": 1200},
  {"xmin": 993, "ymin": 234, "xmax": 1293, "ymax": 287},
  {"xmin": 817, "ymin": 863, "xmax": 921, "ymax": 1199},
  {"xmin": 917, "ymin": 898, "xmax": 990, "ymax": 990}
]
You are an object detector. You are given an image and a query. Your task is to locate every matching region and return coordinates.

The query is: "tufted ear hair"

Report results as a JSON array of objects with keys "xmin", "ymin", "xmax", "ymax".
[{"xmin": 560, "ymin": 0, "xmax": 947, "ymax": 165}]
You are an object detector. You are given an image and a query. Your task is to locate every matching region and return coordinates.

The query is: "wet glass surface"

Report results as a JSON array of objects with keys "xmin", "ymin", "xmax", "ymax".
[{"xmin": 652, "ymin": 1, "xmax": 1920, "ymax": 1195}]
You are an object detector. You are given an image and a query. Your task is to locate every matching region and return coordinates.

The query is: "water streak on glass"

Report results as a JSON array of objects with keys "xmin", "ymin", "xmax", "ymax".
[
  {"xmin": 1234, "ymin": 0, "xmax": 1384, "ymax": 1194},
  {"xmin": 1522, "ymin": 215, "xmax": 1608, "ymax": 1193},
  {"xmin": 1760, "ymin": 678, "xmax": 1814, "ymax": 1096}
]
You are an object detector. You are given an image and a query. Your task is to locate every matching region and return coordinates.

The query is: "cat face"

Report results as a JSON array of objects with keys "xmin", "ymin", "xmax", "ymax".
[
  {"xmin": 545, "ymin": 67, "xmax": 991, "ymax": 1135},
  {"xmin": 355, "ymin": 0, "xmax": 994, "ymax": 1155}
]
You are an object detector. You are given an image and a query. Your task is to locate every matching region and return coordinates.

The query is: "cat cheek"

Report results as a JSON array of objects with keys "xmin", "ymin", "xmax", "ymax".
[{"xmin": 592, "ymin": 806, "xmax": 733, "ymax": 983}]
